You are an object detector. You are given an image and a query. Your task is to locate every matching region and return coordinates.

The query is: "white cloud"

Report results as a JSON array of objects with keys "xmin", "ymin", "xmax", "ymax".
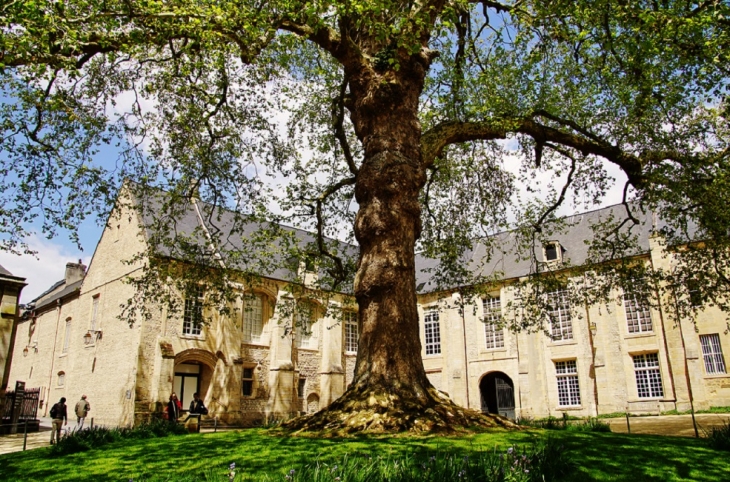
[{"xmin": 0, "ymin": 236, "xmax": 88, "ymax": 304}]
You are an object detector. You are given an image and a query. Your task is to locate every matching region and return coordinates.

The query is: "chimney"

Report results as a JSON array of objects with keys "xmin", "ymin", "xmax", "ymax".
[{"xmin": 65, "ymin": 259, "xmax": 87, "ymax": 285}]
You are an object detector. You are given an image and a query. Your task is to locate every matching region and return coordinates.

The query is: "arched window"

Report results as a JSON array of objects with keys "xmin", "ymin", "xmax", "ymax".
[
  {"xmin": 243, "ymin": 294, "xmax": 264, "ymax": 343},
  {"xmin": 57, "ymin": 371, "xmax": 65, "ymax": 387}
]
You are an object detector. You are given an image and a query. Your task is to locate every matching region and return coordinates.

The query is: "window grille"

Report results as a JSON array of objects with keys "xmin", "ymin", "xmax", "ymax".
[
  {"xmin": 344, "ymin": 311, "xmax": 359, "ymax": 353},
  {"xmin": 633, "ymin": 353, "xmax": 664, "ymax": 398},
  {"xmin": 547, "ymin": 290, "xmax": 573, "ymax": 341},
  {"xmin": 555, "ymin": 360, "xmax": 581, "ymax": 406},
  {"xmin": 700, "ymin": 334, "xmax": 727, "ymax": 375},
  {"xmin": 624, "ymin": 292, "xmax": 652, "ymax": 333},
  {"xmin": 243, "ymin": 294, "xmax": 264, "ymax": 343},
  {"xmin": 424, "ymin": 308, "xmax": 441, "ymax": 355},
  {"xmin": 242, "ymin": 367, "xmax": 254, "ymax": 397},
  {"xmin": 182, "ymin": 287, "xmax": 204, "ymax": 336},
  {"xmin": 483, "ymin": 296, "xmax": 504, "ymax": 349}
]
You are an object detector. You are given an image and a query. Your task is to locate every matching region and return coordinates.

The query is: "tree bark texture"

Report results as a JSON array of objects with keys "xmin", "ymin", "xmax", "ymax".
[{"xmin": 286, "ymin": 58, "xmax": 512, "ymax": 433}]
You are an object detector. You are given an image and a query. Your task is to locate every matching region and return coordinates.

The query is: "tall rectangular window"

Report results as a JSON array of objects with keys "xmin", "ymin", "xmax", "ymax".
[
  {"xmin": 182, "ymin": 287, "xmax": 204, "ymax": 336},
  {"xmin": 483, "ymin": 296, "xmax": 504, "ymax": 349},
  {"xmin": 424, "ymin": 308, "xmax": 441, "ymax": 355},
  {"xmin": 555, "ymin": 360, "xmax": 581, "ymax": 406},
  {"xmin": 298, "ymin": 378, "xmax": 306, "ymax": 398},
  {"xmin": 633, "ymin": 353, "xmax": 664, "ymax": 398},
  {"xmin": 344, "ymin": 311, "xmax": 359, "ymax": 353},
  {"xmin": 243, "ymin": 294, "xmax": 264, "ymax": 343},
  {"xmin": 547, "ymin": 290, "xmax": 573, "ymax": 341},
  {"xmin": 700, "ymin": 334, "xmax": 727, "ymax": 375},
  {"xmin": 62, "ymin": 320, "xmax": 71, "ymax": 353},
  {"xmin": 90, "ymin": 295, "xmax": 100, "ymax": 331},
  {"xmin": 624, "ymin": 292, "xmax": 653, "ymax": 333},
  {"xmin": 295, "ymin": 302, "xmax": 314, "ymax": 348},
  {"xmin": 242, "ymin": 367, "xmax": 254, "ymax": 397}
]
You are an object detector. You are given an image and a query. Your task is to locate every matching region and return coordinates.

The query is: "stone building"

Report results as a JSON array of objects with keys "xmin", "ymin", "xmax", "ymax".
[
  {"xmin": 0, "ymin": 265, "xmax": 26, "ymax": 410},
  {"xmin": 5, "ymin": 193, "xmax": 730, "ymax": 427}
]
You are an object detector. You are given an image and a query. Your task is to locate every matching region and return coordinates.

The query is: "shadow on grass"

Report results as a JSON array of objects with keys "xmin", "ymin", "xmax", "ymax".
[
  {"xmin": 549, "ymin": 431, "xmax": 730, "ymax": 482},
  {"xmin": 0, "ymin": 428, "xmax": 727, "ymax": 481}
]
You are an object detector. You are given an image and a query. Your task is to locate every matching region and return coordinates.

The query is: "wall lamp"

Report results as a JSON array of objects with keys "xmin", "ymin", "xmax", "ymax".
[{"xmin": 84, "ymin": 330, "xmax": 103, "ymax": 345}]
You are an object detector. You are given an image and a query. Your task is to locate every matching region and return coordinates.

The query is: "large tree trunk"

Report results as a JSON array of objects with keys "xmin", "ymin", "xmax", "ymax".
[{"xmin": 286, "ymin": 57, "xmax": 512, "ymax": 433}]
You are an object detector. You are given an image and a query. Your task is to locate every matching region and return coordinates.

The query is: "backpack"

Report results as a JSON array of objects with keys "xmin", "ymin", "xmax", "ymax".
[{"xmin": 50, "ymin": 403, "xmax": 59, "ymax": 419}]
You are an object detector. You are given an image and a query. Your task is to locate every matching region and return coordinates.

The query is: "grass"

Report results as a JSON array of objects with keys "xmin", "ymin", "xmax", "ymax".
[{"xmin": 0, "ymin": 427, "xmax": 728, "ymax": 481}]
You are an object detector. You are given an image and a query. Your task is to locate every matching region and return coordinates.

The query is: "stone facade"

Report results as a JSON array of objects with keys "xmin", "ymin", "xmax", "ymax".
[{"xmin": 5, "ymin": 197, "xmax": 730, "ymax": 427}]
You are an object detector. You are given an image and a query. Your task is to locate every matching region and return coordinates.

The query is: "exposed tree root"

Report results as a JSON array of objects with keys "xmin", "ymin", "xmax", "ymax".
[{"xmin": 283, "ymin": 386, "xmax": 518, "ymax": 435}]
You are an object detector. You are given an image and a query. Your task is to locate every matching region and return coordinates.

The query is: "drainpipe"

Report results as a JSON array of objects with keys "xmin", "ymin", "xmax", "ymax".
[{"xmin": 45, "ymin": 299, "xmax": 63, "ymax": 416}]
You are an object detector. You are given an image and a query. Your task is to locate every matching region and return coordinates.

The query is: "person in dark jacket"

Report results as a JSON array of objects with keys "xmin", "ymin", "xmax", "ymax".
[
  {"xmin": 188, "ymin": 392, "xmax": 207, "ymax": 416},
  {"xmin": 166, "ymin": 393, "xmax": 180, "ymax": 423},
  {"xmin": 184, "ymin": 392, "xmax": 207, "ymax": 427},
  {"xmin": 49, "ymin": 397, "xmax": 68, "ymax": 444}
]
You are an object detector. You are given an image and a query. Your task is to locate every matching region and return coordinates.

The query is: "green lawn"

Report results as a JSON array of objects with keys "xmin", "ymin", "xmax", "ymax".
[{"xmin": 0, "ymin": 428, "xmax": 727, "ymax": 481}]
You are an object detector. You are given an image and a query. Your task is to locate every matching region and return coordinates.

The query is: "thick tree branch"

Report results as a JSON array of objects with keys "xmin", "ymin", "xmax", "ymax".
[
  {"xmin": 310, "ymin": 176, "xmax": 357, "ymax": 288},
  {"xmin": 332, "ymin": 77, "xmax": 359, "ymax": 175},
  {"xmin": 421, "ymin": 119, "xmax": 647, "ymax": 189},
  {"xmin": 278, "ymin": 20, "xmax": 345, "ymax": 61}
]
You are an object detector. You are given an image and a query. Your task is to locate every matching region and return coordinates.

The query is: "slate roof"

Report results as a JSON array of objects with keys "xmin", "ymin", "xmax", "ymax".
[
  {"xmin": 415, "ymin": 203, "xmax": 655, "ymax": 293},
  {"xmin": 33, "ymin": 279, "xmax": 83, "ymax": 312},
  {"xmin": 132, "ymin": 190, "xmax": 358, "ymax": 282},
  {"xmin": 128, "ymin": 188, "xmax": 660, "ymax": 295}
]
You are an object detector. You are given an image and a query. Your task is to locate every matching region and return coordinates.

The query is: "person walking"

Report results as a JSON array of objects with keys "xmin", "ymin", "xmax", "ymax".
[
  {"xmin": 75, "ymin": 395, "xmax": 91, "ymax": 429},
  {"xmin": 49, "ymin": 397, "xmax": 68, "ymax": 444},
  {"xmin": 166, "ymin": 393, "xmax": 180, "ymax": 423}
]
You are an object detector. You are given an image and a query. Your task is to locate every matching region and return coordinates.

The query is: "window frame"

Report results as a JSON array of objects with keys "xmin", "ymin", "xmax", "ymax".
[
  {"xmin": 344, "ymin": 311, "xmax": 359, "ymax": 354},
  {"xmin": 423, "ymin": 307, "xmax": 441, "ymax": 356},
  {"xmin": 295, "ymin": 301, "xmax": 316, "ymax": 349},
  {"xmin": 182, "ymin": 287, "xmax": 204, "ymax": 337},
  {"xmin": 700, "ymin": 334, "xmax": 727, "ymax": 375},
  {"xmin": 546, "ymin": 290, "xmax": 573, "ymax": 341},
  {"xmin": 543, "ymin": 241, "xmax": 562, "ymax": 263},
  {"xmin": 623, "ymin": 291, "xmax": 653, "ymax": 334},
  {"xmin": 482, "ymin": 296, "xmax": 504, "ymax": 350},
  {"xmin": 555, "ymin": 360, "xmax": 581, "ymax": 407},
  {"xmin": 242, "ymin": 293, "xmax": 265, "ymax": 343},
  {"xmin": 90, "ymin": 294, "xmax": 100, "ymax": 331},
  {"xmin": 633, "ymin": 353, "xmax": 664, "ymax": 399},
  {"xmin": 62, "ymin": 318, "xmax": 72, "ymax": 353},
  {"xmin": 241, "ymin": 366, "xmax": 255, "ymax": 397}
]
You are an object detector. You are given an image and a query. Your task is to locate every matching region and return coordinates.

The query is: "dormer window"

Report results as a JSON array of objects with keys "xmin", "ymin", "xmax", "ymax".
[{"xmin": 544, "ymin": 241, "xmax": 562, "ymax": 263}]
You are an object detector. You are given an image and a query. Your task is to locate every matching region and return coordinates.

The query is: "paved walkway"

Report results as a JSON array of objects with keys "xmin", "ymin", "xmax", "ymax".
[{"xmin": 604, "ymin": 413, "xmax": 730, "ymax": 437}]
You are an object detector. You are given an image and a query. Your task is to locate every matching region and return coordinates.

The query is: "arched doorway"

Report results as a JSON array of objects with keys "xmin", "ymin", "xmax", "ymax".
[
  {"xmin": 173, "ymin": 349, "xmax": 217, "ymax": 412},
  {"xmin": 479, "ymin": 372, "xmax": 515, "ymax": 419}
]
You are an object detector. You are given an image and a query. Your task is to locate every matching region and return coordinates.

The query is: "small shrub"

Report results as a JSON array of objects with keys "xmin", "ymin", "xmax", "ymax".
[
  {"xmin": 705, "ymin": 421, "xmax": 730, "ymax": 451},
  {"xmin": 566, "ymin": 418, "xmax": 611, "ymax": 433},
  {"xmin": 51, "ymin": 420, "xmax": 188, "ymax": 455}
]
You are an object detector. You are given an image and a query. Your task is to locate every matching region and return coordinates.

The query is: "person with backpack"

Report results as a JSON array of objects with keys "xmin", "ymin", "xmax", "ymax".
[{"xmin": 49, "ymin": 397, "xmax": 68, "ymax": 444}]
